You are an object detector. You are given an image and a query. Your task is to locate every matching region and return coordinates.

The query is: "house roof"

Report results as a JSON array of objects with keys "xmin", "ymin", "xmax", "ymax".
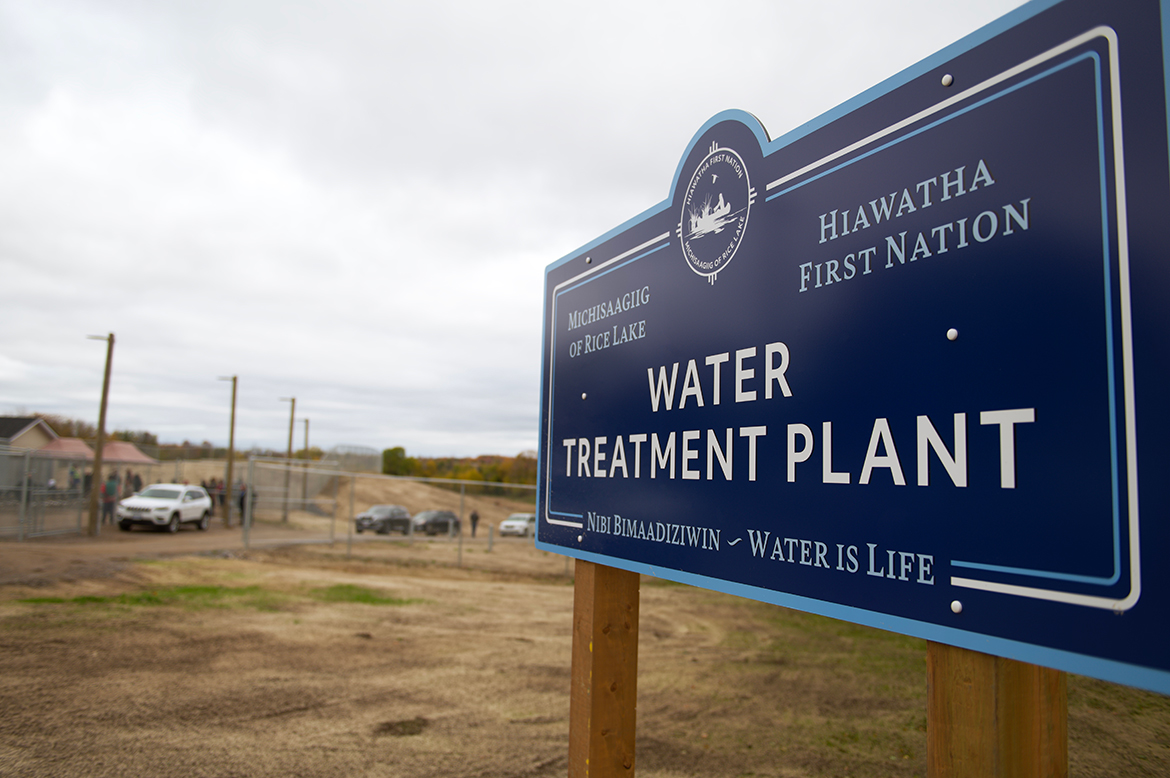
[
  {"xmin": 38, "ymin": 438, "xmax": 96, "ymax": 459},
  {"xmin": 100, "ymin": 441, "xmax": 159, "ymax": 465},
  {"xmin": 34, "ymin": 437, "xmax": 159, "ymax": 465},
  {"xmin": 0, "ymin": 416, "xmax": 59, "ymax": 443}
]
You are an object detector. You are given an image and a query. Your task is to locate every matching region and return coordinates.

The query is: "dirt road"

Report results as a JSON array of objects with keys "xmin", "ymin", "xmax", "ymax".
[{"xmin": 1, "ymin": 529, "xmax": 1167, "ymax": 777}]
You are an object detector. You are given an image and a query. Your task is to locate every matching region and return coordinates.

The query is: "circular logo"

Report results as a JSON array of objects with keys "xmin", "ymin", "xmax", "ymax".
[{"xmin": 678, "ymin": 144, "xmax": 753, "ymax": 283}]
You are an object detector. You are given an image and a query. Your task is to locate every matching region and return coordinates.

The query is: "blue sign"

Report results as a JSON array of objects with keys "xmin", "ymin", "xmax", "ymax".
[{"xmin": 537, "ymin": 0, "xmax": 1170, "ymax": 695}]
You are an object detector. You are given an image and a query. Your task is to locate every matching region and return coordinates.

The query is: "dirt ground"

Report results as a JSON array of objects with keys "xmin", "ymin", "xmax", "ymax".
[{"xmin": 1, "ymin": 486, "xmax": 1168, "ymax": 777}]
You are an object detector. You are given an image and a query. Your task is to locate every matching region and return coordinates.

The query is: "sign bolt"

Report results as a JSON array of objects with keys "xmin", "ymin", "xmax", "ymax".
[
  {"xmin": 585, "ymin": 256, "xmax": 592, "ymax": 264},
  {"xmin": 581, "ymin": 392, "xmax": 587, "ymax": 400},
  {"xmin": 946, "ymin": 328, "xmax": 959, "ymax": 341},
  {"xmin": 577, "ymin": 535, "xmax": 584, "ymax": 542},
  {"xmin": 941, "ymin": 73, "xmax": 954, "ymax": 87},
  {"xmin": 951, "ymin": 600, "xmax": 963, "ymax": 614}
]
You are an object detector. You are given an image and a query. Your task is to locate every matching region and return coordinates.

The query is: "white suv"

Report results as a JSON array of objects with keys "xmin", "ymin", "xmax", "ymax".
[{"xmin": 117, "ymin": 484, "xmax": 213, "ymax": 532}]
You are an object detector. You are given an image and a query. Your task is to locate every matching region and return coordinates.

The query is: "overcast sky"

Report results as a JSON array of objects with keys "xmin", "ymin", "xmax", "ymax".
[{"xmin": 0, "ymin": 0, "xmax": 1027, "ymax": 457}]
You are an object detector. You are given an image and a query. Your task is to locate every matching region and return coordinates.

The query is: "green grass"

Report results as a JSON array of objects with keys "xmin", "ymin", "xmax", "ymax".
[
  {"xmin": 19, "ymin": 583, "xmax": 422, "ymax": 611},
  {"xmin": 20, "ymin": 585, "xmax": 286, "ymax": 611},
  {"xmin": 309, "ymin": 584, "xmax": 421, "ymax": 606}
]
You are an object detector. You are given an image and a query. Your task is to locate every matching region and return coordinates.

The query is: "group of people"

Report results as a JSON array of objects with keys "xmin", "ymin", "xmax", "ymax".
[
  {"xmin": 200, "ymin": 478, "xmax": 228, "ymax": 516},
  {"xmin": 200, "ymin": 478, "xmax": 250, "ymax": 522},
  {"xmin": 94, "ymin": 472, "xmax": 248, "ymax": 526},
  {"xmin": 64, "ymin": 465, "xmax": 142, "ymax": 497},
  {"xmin": 98, "ymin": 469, "xmax": 141, "ymax": 525}
]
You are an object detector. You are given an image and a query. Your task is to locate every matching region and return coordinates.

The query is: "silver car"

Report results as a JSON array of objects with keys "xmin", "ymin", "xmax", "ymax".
[{"xmin": 498, "ymin": 513, "xmax": 536, "ymax": 537}]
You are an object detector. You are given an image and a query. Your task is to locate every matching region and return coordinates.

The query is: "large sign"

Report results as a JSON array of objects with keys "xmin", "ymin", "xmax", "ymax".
[{"xmin": 536, "ymin": 0, "xmax": 1170, "ymax": 694}]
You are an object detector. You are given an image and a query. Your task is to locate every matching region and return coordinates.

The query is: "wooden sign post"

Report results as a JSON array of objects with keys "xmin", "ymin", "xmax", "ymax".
[
  {"xmin": 928, "ymin": 642, "xmax": 1067, "ymax": 777},
  {"xmin": 569, "ymin": 561, "xmax": 640, "ymax": 777}
]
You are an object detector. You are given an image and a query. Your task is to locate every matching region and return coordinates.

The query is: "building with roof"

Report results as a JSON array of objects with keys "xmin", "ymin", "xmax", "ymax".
[
  {"xmin": 37, "ymin": 438, "xmax": 96, "ymax": 459},
  {"xmin": 0, "ymin": 417, "xmax": 58, "ymax": 449}
]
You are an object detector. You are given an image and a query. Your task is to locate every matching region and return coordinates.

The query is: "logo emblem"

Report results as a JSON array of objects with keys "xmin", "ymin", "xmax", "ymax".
[{"xmin": 677, "ymin": 142, "xmax": 756, "ymax": 284}]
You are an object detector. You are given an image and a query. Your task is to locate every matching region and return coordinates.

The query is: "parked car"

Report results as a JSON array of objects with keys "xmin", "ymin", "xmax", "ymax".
[
  {"xmin": 117, "ymin": 484, "xmax": 212, "ymax": 532},
  {"xmin": 498, "ymin": 512, "xmax": 536, "ymax": 537},
  {"xmin": 355, "ymin": 504, "xmax": 412, "ymax": 534},
  {"xmin": 414, "ymin": 509, "xmax": 460, "ymax": 536}
]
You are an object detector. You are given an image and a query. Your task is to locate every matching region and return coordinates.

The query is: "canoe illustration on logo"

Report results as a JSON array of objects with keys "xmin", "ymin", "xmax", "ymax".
[{"xmin": 677, "ymin": 142, "xmax": 756, "ymax": 284}]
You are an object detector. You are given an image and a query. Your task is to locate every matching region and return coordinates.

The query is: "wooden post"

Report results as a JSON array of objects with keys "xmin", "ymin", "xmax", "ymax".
[
  {"xmin": 569, "ymin": 561, "xmax": 640, "ymax": 777},
  {"xmin": 927, "ymin": 641, "xmax": 1067, "ymax": 778},
  {"xmin": 281, "ymin": 396, "xmax": 295, "ymax": 523},
  {"xmin": 219, "ymin": 374, "xmax": 236, "ymax": 529},
  {"xmin": 86, "ymin": 332, "xmax": 114, "ymax": 537}
]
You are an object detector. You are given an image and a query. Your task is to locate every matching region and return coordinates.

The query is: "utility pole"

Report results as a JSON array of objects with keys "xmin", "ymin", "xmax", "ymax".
[
  {"xmin": 218, "ymin": 375, "xmax": 237, "ymax": 528},
  {"xmin": 86, "ymin": 333, "xmax": 114, "ymax": 537},
  {"xmin": 280, "ymin": 396, "xmax": 295, "ymax": 523}
]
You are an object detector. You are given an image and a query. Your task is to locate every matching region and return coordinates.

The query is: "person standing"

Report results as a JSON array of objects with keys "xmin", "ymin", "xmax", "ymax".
[
  {"xmin": 469, "ymin": 509, "xmax": 479, "ymax": 537},
  {"xmin": 101, "ymin": 471, "xmax": 118, "ymax": 526}
]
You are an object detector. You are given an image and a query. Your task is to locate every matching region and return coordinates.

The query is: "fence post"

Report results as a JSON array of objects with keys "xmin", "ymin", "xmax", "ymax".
[
  {"xmin": 330, "ymin": 468, "xmax": 339, "ymax": 545},
  {"xmin": 18, "ymin": 450, "xmax": 30, "ymax": 542},
  {"xmin": 346, "ymin": 475, "xmax": 354, "ymax": 559},
  {"xmin": 487, "ymin": 524, "xmax": 493, "ymax": 552},
  {"xmin": 458, "ymin": 483, "xmax": 465, "ymax": 538},
  {"xmin": 243, "ymin": 458, "xmax": 255, "ymax": 550},
  {"xmin": 927, "ymin": 641, "xmax": 1067, "ymax": 777},
  {"xmin": 75, "ymin": 461, "xmax": 83, "ymax": 535}
]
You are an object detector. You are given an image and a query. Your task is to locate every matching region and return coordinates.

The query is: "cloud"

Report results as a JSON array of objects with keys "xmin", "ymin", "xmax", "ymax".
[{"xmin": 0, "ymin": 0, "xmax": 1025, "ymax": 456}]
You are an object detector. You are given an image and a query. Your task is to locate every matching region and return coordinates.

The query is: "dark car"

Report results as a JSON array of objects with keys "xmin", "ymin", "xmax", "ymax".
[
  {"xmin": 354, "ymin": 504, "xmax": 412, "ymax": 534},
  {"xmin": 414, "ymin": 509, "xmax": 461, "ymax": 536}
]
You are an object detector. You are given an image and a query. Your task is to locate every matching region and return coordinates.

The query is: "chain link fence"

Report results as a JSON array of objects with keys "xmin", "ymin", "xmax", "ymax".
[
  {"xmin": 0, "ymin": 447, "xmax": 280, "ymax": 539},
  {"xmin": 1, "ymin": 445, "xmax": 90, "ymax": 539},
  {"xmin": 240, "ymin": 457, "xmax": 538, "ymax": 554},
  {"xmin": 1, "ymin": 448, "xmax": 539, "ymax": 558}
]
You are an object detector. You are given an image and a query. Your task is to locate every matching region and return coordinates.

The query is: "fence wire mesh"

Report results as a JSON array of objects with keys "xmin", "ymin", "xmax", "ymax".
[
  {"xmin": 241, "ymin": 457, "xmax": 538, "ymax": 555},
  {"xmin": 1, "ymin": 449, "xmax": 542, "ymax": 570},
  {"xmin": 0, "ymin": 447, "xmax": 276, "ymax": 539},
  {"xmin": 1, "ymin": 445, "xmax": 90, "ymax": 538}
]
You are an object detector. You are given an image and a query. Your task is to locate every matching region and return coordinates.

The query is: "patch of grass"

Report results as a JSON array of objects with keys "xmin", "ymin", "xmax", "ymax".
[
  {"xmin": 309, "ymin": 584, "xmax": 420, "ymax": 606},
  {"xmin": 373, "ymin": 716, "xmax": 429, "ymax": 736},
  {"xmin": 19, "ymin": 585, "xmax": 289, "ymax": 612},
  {"xmin": 721, "ymin": 629, "xmax": 761, "ymax": 650}
]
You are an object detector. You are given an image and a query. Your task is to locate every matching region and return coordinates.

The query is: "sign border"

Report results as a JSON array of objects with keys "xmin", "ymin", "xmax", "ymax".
[{"xmin": 536, "ymin": 0, "xmax": 1170, "ymax": 695}]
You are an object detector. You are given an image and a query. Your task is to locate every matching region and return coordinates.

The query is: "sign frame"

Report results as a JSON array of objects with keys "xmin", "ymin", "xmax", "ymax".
[{"xmin": 537, "ymin": 0, "xmax": 1170, "ymax": 695}]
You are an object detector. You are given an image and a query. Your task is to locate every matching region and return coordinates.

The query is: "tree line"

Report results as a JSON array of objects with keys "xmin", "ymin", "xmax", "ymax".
[
  {"xmin": 37, "ymin": 413, "xmax": 158, "ymax": 446},
  {"xmin": 34, "ymin": 413, "xmax": 315, "ymax": 460},
  {"xmin": 382, "ymin": 447, "xmax": 537, "ymax": 486},
  {"xmin": 30, "ymin": 414, "xmax": 537, "ymax": 484}
]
